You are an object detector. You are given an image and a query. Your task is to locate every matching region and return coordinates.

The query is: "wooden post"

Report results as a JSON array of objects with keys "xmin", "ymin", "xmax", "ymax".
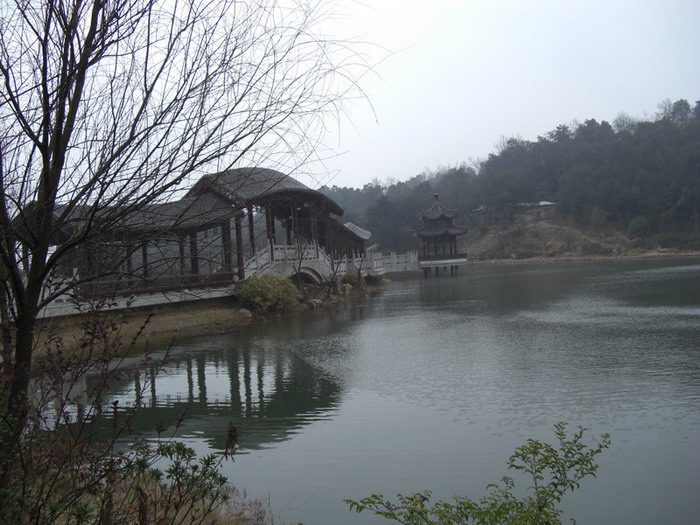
[
  {"xmin": 265, "ymin": 207, "xmax": 275, "ymax": 261},
  {"xmin": 221, "ymin": 222, "xmax": 232, "ymax": 275},
  {"xmin": 189, "ymin": 233, "xmax": 199, "ymax": 281},
  {"xmin": 178, "ymin": 237, "xmax": 186, "ymax": 283},
  {"xmin": 141, "ymin": 242, "xmax": 149, "ymax": 279},
  {"xmin": 247, "ymin": 205, "xmax": 256, "ymax": 256},
  {"xmin": 126, "ymin": 244, "xmax": 133, "ymax": 275},
  {"xmin": 235, "ymin": 215, "xmax": 245, "ymax": 280}
]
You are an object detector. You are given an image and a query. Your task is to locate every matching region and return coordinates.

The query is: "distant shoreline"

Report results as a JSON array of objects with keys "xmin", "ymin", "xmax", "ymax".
[
  {"xmin": 464, "ymin": 249, "xmax": 700, "ymax": 266},
  {"xmin": 35, "ymin": 251, "xmax": 698, "ymax": 361}
]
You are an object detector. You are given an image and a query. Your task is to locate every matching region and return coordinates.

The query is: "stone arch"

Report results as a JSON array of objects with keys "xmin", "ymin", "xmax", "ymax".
[{"xmin": 289, "ymin": 266, "xmax": 323, "ymax": 285}]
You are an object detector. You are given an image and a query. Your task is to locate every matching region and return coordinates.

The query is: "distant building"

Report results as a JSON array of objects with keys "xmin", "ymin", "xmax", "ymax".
[
  {"xmin": 472, "ymin": 201, "xmax": 557, "ymax": 224},
  {"xmin": 415, "ymin": 194, "xmax": 468, "ymax": 276}
]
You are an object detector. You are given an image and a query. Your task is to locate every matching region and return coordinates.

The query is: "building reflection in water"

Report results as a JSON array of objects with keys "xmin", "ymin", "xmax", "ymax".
[{"xmin": 87, "ymin": 334, "xmax": 343, "ymax": 453}]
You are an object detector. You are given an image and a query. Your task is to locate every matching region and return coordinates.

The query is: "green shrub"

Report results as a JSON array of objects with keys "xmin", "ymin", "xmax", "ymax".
[
  {"xmin": 347, "ymin": 422, "xmax": 610, "ymax": 525},
  {"xmin": 364, "ymin": 274, "xmax": 383, "ymax": 286},
  {"xmin": 235, "ymin": 275, "xmax": 300, "ymax": 312},
  {"xmin": 341, "ymin": 271, "xmax": 360, "ymax": 285}
]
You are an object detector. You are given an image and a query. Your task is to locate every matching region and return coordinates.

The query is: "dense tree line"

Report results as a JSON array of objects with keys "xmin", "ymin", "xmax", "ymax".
[{"xmin": 322, "ymin": 98, "xmax": 700, "ymax": 251}]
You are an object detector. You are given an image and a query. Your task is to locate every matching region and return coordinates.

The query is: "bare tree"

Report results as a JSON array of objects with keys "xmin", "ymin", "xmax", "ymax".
[{"xmin": 0, "ymin": 0, "xmax": 366, "ymax": 483}]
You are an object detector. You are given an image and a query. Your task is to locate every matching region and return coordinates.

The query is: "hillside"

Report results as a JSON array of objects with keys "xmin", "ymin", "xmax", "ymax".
[
  {"xmin": 459, "ymin": 218, "xmax": 696, "ymax": 261},
  {"xmin": 324, "ymin": 97, "xmax": 700, "ymax": 255}
]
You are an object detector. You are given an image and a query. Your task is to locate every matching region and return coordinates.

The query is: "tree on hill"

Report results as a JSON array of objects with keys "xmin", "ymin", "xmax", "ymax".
[{"xmin": 317, "ymin": 97, "xmax": 700, "ymax": 251}]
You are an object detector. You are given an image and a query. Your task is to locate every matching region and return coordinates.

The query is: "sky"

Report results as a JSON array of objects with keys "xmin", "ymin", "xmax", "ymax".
[{"xmin": 305, "ymin": 0, "xmax": 700, "ymax": 189}]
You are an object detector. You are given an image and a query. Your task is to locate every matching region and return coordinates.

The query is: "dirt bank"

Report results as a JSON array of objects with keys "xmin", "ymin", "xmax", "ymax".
[
  {"xmin": 35, "ymin": 297, "xmax": 255, "ymax": 352},
  {"xmin": 460, "ymin": 220, "xmax": 700, "ymax": 263}
]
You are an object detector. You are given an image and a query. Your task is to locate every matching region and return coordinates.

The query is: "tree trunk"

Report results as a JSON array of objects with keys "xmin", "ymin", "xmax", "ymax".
[{"xmin": 0, "ymin": 306, "xmax": 36, "ymax": 491}]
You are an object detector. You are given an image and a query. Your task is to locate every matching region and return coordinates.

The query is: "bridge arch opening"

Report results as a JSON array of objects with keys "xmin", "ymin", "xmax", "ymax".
[{"xmin": 289, "ymin": 267, "xmax": 324, "ymax": 285}]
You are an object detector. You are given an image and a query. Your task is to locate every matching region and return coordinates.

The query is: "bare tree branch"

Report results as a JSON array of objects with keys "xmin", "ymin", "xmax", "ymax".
[{"xmin": 0, "ymin": 0, "xmax": 371, "ymax": 484}]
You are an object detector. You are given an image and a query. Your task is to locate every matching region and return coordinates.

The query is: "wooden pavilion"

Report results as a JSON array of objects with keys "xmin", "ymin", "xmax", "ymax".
[
  {"xmin": 416, "ymin": 193, "xmax": 468, "ymax": 276},
  {"xmin": 30, "ymin": 167, "xmax": 370, "ymax": 300}
]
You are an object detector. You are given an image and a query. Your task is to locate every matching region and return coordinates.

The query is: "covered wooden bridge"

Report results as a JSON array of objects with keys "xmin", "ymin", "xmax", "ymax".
[{"xmin": 44, "ymin": 168, "xmax": 375, "ymax": 301}]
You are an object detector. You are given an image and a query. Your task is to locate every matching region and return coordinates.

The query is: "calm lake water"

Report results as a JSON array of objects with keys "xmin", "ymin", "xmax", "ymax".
[{"xmin": 104, "ymin": 258, "xmax": 700, "ymax": 524}]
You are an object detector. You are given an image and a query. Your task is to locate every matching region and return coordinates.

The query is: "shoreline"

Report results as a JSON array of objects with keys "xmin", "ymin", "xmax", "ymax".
[
  {"xmin": 35, "ymin": 250, "xmax": 699, "ymax": 356},
  {"xmin": 465, "ymin": 249, "xmax": 700, "ymax": 266},
  {"xmin": 34, "ymin": 284, "xmax": 375, "ymax": 358}
]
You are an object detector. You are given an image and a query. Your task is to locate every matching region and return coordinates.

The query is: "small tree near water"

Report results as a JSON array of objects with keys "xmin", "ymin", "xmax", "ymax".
[
  {"xmin": 235, "ymin": 274, "xmax": 301, "ymax": 313},
  {"xmin": 346, "ymin": 422, "xmax": 611, "ymax": 525}
]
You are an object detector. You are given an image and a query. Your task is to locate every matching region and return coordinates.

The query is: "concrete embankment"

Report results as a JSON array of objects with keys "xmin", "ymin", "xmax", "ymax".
[{"xmin": 34, "ymin": 283, "xmax": 377, "ymax": 357}]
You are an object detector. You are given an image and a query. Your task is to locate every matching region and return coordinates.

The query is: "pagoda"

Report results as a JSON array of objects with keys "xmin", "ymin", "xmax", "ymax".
[{"xmin": 416, "ymin": 193, "xmax": 468, "ymax": 276}]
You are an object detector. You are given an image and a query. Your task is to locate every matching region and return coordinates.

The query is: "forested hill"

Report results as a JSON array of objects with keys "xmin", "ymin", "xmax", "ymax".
[{"xmin": 321, "ymin": 98, "xmax": 700, "ymax": 254}]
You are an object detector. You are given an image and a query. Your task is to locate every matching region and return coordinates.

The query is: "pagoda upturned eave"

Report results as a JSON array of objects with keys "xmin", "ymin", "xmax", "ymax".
[{"xmin": 415, "ymin": 224, "xmax": 468, "ymax": 237}]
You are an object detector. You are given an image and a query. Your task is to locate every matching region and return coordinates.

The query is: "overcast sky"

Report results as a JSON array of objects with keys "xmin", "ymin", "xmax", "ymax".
[{"xmin": 305, "ymin": 0, "xmax": 700, "ymax": 189}]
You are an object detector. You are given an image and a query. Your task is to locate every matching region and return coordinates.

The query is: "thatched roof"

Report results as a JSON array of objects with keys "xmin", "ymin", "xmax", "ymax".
[
  {"xmin": 19, "ymin": 168, "xmax": 345, "ymax": 242},
  {"xmin": 188, "ymin": 167, "xmax": 344, "ymax": 215}
]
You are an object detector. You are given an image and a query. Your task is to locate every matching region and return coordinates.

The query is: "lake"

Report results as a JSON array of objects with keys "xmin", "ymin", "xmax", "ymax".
[{"xmin": 103, "ymin": 257, "xmax": 700, "ymax": 524}]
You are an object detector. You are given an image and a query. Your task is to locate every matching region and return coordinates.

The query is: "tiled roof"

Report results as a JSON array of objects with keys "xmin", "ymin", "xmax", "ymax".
[
  {"xmin": 421, "ymin": 193, "xmax": 458, "ymax": 221},
  {"xmin": 415, "ymin": 223, "xmax": 468, "ymax": 237}
]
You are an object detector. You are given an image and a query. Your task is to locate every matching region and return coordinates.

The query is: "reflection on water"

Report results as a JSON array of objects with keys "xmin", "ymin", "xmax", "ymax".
[
  {"xmin": 99, "ymin": 337, "xmax": 343, "ymax": 451},
  {"xmin": 97, "ymin": 258, "xmax": 700, "ymax": 525}
]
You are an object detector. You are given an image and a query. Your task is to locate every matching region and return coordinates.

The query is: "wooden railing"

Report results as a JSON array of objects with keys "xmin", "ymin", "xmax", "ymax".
[
  {"xmin": 62, "ymin": 248, "xmax": 434, "ymax": 303},
  {"xmin": 73, "ymin": 271, "xmax": 235, "ymax": 299}
]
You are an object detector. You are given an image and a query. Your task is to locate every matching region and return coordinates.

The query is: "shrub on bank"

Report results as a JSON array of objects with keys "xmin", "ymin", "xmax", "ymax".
[
  {"xmin": 364, "ymin": 274, "xmax": 383, "ymax": 286},
  {"xmin": 347, "ymin": 422, "xmax": 611, "ymax": 525},
  {"xmin": 340, "ymin": 271, "xmax": 360, "ymax": 285},
  {"xmin": 234, "ymin": 275, "xmax": 301, "ymax": 312}
]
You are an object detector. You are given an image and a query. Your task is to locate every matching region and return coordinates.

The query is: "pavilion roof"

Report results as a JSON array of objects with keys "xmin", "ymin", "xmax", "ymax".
[
  {"xmin": 20, "ymin": 168, "xmax": 346, "ymax": 243},
  {"xmin": 415, "ymin": 223, "xmax": 468, "ymax": 238},
  {"xmin": 43, "ymin": 192, "xmax": 238, "ymax": 239},
  {"xmin": 14, "ymin": 191, "xmax": 237, "ymax": 246},
  {"xmin": 188, "ymin": 167, "xmax": 344, "ymax": 215},
  {"xmin": 340, "ymin": 221, "xmax": 371, "ymax": 241},
  {"xmin": 118, "ymin": 192, "xmax": 236, "ymax": 233},
  {"xmin": 421, "ymin": 193, "xmax": 458, "ymax": 221}
]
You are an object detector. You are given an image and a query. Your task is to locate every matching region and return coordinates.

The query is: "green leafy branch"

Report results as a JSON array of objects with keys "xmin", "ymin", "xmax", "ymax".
[{"xmin": 346, "ymin": 422, "xmax": 611, "ymax": 525}]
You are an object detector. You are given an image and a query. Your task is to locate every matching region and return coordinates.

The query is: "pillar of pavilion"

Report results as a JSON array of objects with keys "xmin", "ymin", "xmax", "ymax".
[{"xmin": 416, "ymin": 193, "xmax": 468, "ymax": 277}]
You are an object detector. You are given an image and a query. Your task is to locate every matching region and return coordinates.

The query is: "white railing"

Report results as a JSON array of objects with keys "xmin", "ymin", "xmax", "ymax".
[
  {"xmin": 244, "ymin": 247, "xmax": 422, "ymax": 281},
  {"xmin": 378, "ymin": 251, "xmax": 420, "ymax": 272},
  {"xmin": 336, "ymin": 255, "xmax": 366, "ymax": 274},
  {"xmin": 244, "ymin": 242, "xmax": 335, "ymax": 280},
  {"xmin": 272, "ymin": 242, "xmax": 322, "ymax": 262},
  {"xmin": 243, "ymin": 245, "xmax": 271, "ymax": 277}
]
